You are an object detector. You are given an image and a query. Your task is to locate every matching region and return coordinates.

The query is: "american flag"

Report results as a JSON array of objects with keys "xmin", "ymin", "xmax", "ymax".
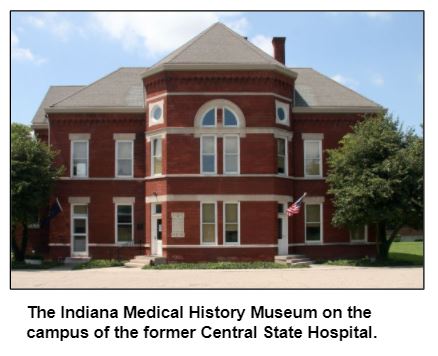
[{"xmin": 287, "ymin": 193, "xmax": 307, "ymax": 216}]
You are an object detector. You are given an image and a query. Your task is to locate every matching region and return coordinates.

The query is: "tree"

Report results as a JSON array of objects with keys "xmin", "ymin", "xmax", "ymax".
[
  {"xmin": 11, "ymin": 123, "xmax": 64, "ymax": 261},
  {"xmin": 326, "ymin": 114, "xmax": 423, "ymax": 260}
]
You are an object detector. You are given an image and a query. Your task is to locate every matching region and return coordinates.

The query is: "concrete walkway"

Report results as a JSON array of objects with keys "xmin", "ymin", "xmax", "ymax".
[{"xmin": 11, "ymin": 265, "xmax": 423, "ymax": 289}]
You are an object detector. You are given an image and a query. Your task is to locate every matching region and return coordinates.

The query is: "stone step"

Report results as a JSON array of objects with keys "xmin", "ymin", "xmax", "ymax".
[
  {"xmin": 64, "ymin": 257, "xmax": 91, "ymax": 264},
  {"xmin": 274, "ymin": 255, "xmax": 314, "ymax": 266},
  {"xmin": 125, "ymin": 255, "xmax": 167, "ymax": 268},
  {"xmin": 125, "ymin": 261, "xmax": 148, "ymax": 268}
]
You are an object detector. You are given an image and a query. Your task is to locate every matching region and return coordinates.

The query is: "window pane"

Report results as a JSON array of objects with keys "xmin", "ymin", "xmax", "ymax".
[
  {"xmin": 118, "ymin": 205, "xmax": 132, "ymax": 216},
  {"xmin": 224, "ymin": 108, "xmax": 238, "ymax": 126},
  {"xmin": 277, "ymin": 139, "xmax": 285, "ymax": 156},
  {"xmin": 202, "ymin": 155, "xmax": 215, "ymax": 173},
  {"xmin": 154, "ymin": 204, "xmax": 162, "ymax": 214},
  {"xmin": 153, "ymin": 139, "xmax": 162, "ymax": 156},
  {"xmin": 225, "ymin": 204, "xmax": 238, "ymax": 223},
  {"xmin": 73, "ymin": 142, "xmax": 87, "ymax": 159},
  {"xmin": 277, "ymin": 218, "xmax": 283, "ymax": 239},
  {"xmin": 117, "ymin": 226, "xmax": 132, "ymax": 242},
  {"xmin": 225, "ymin": 137, "xmax": 238, "ymax": 154},
  {"xmin": 118, "ymin": 159, "xmax": 132, "ymax": 176},
  {"xmin": 202, "ymin": 204, "xmax": 215, "ymax": 223},
  {"xmin": 202, "ymin": 109, "xmax": 216, "ymax": 126},
  {"xmin": 73, "ymin": 205, "xmax": 88, "ymax": 215},
  {"xmin": 202, "ymin": 224, "xmax": 215, "ymax": 243},
  {"xmin": 351, "ymin": 226, "xmax": 365, "ymax": 241},
  {"xmin": 277, "ymin": 204, "xmax": 284, "ymax": 213},
  {"xmin": 117, "ymin": 142, "xmax": 132, "ymax": 159},
  {"xmin": 277, "ymin": 156, "xmax": 285, "ymax": 174},
  {"xmin": 73, "ymin": 236, "xmax": 86, "ymax": 252},
  {"xmin": 73, "ymin": 219, "xmax": 86, "ymax": 234},
  {"xmin": 305, "ymin": 141, "xmax": 320, "ymax": 159},
  {"xmin": 225, "ymin": 155, "xmax": 238, "ymax": 173},
  {"xmin": 305, "ymin": 159, "xmax": 320, "ymax": 176},
  {"xmin": 225, "ymin": 230, "xmax": 238, "ymax": 243},
  {"xmin": 202, "ymin": 137, "xmax": 215, "ymax": 154},
  {"xmin": 73, "ymin": 160, "xmax": 88, "ymax": 177},
  {"xmin": 306, "ymin": 205, "xmax": 320, "ymax": 223},
  {"xmin": 306, "ymin": 225, "xmax": 321, "ymax": 241},
  {"xmin": 153, "ymin": 157, "xmax": 162, "ymax": 174}
]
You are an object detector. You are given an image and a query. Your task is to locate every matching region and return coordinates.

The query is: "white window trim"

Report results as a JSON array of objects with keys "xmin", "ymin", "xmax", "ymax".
[
  {"xmin": 304, "ymin": 203, "xmax": 323, "ymax": 244},
  {"xmin": 115, "ymin": 203, "xmax": 134, "ymax": 245},
  {"xmin": 275, "ymin": 100, "xmax": 290, "ymax": 126},
  {"xmin": 223, "ymin": 135, "xmax": 240, "ymax": 175},
  {"xmin": 200, "ymin": 202, "xmax": 217, "ymax": 245},
  {"xmin": 303, "ymin": 139, "xmax": 323, "ymax": 178},
  {"xmin": 70, "ymin": 140, "xmax": 89, "ymax": 178},
  {"xmin": 148, "ymin": 100, "xmax": 164, "ymax": 127},
  {"xmin": 70, "ymin": 203, "xmax": 89, "ymax": 256},
  {"xmin": 350, "ymin": 225, "xmax": 369, "ymax": 243},
  {"xmin": 151, "ymin": 137, "xmax": 163, "ymax": 176},
  {"xmin": 200, "ymin": 135, "xmax": 217, "ymax": 175},
  {"xmin": 223, "ymin": 202, "xmax": 240, "ymax": 245},
  {"xmin": 277, "ymin": 137, "xmax": 288, "ymax": 176},
  {"xmin": 115, "ymin": 140, "xmax": 134, "ymax": 178}
]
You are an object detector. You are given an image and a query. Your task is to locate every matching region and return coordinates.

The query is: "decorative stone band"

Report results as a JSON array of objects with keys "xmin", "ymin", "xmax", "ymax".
[
  {"xmin": 113, "ymin": 197, "xmax": 136, "ymax": 204},
  {"xmin": 69, "ymin": 133, "xmax": 90, "ymax": 140},
  {"xmin": 68, "ymin": 196, "xmax": 90, "ymax": 204},
  {"xmin": 288, "ymin": 242, "xmax": 376, "ymax": 246},
  {"xmin": 301, "ymin": 133, "xmax": 324, "ymax": 140},
  {"xmin": 303, "ymin": 196, "xmax": 325, "ymax": 204},
  {"xmin": 58, "ymin": 175, "xmax": 326, "ymax": 181},
  {"xmin": 163, "ymin": 244, "xmax": 278, "ymax": 249},
  {"xmin": 145, "ymin": 194, "xmax": 292, "ymax": 203},
  {"xmin": 48, "ymin": 243, "xmax": 150, "ymax": 247},
  {"xmin": 113, "ymin": 133, "xmax": 136, "ymax": 140}
]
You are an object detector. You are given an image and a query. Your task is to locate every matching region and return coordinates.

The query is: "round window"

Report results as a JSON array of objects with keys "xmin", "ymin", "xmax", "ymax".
[
  {"xmin": 277, "ymin": 107, "xmax": 286, "ymax": 121},
  {"xmin": 151, "ymin": 105, "xmax": 162, "ymax": 121}
]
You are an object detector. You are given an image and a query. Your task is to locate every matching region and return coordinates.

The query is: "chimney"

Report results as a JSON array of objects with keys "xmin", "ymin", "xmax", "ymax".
[{"xmin": 272, "ymin": 37, "xmax": 286, "ymax": 64}]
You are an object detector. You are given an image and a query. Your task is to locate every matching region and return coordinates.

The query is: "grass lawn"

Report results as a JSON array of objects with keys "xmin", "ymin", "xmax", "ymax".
[
  {"xmin": 11, "ymin": 260, "xmax": 63, "ymax": 270},
  {"xmin": 73, "ymin": 259, "xmax": 125, "ymax": 270},
  {"xmin": 320, "ymin": 241, "xmax": 424, "ymax": 267},
  {"xmin": 143, "ymin": 261, "xmax": 309, "ymax": 270}
]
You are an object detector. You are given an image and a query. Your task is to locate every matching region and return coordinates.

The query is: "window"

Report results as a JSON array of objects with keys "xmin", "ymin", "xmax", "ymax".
[
  {"xmin": 224, "ymin": 108, "xmax": 238, "ymax": 126},
  {"xmin": 71, "ymin": 204, "xmax": 88, "ymax": 254},
  {"xmin": 305, "ymin": 204, "xmax": 322, "ymax": 242},
  {"xmin": 275, "ymin": 100, "xmax": 290, "ymax": 126},
  {"xmin": 224, "ymin": 135, "xmax": 239, "ymax": 174},
  {"xmin": 304, "ymin": 140, "xmax": 322, "ymax": 177},
  {"xmin": 148, "ymin": 100, "xmax": 164, "ymax": 126},
  {"xmin": 116, "ymin": 204, "xmax": 133, "ymax": 243},
  {"xmin": 201, "ymin": 136, "xmax": 216, "ymax": 174},
  {"xmin": 151, "ymin": 138, "xmax": 162, "ymax": 175},
  {"xmin": 71, "ymin": 141, "xmax": 88, "ymax": 177},
  {"xmin": 116, "ymin": 141, "xmax": 133, "ymax": 177},
  {"xmin": 201, "ymin": 203, "xmax": 216, "ymax": 244},
  {"xmin": 201, "ymin": 108, "xmax": 216, "ymax": 127},
  {"xmin": 350, "ymin": 226, "xmax": 367, "ymax": 242},
  {"xmin": 277, "ymin": 138, "xmax": 287, "ymax": 175},
  {"xmin": 224, "ymin": 203, "xmax": 239, "ymax": 244}
]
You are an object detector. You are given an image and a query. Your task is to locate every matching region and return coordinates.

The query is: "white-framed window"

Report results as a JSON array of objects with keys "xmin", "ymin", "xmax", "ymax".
[
  {"xmin": 277, "ymin": 137, "xmax": 287, "ymax": 175},
  {"xmin": 304, "ymin": 140, "xmax": 322, "ymax": 177},
  {"xmin": 224, "ymin": 202, "xmax": 239, "ymax": 244},
  {"xmin": 71, "ymin": 204, "xmax": 88, "ymax": 255},
  {"xmin": 201, "ymin": 135, "xmax": 216, "ymax": 174},
  {"xmin": 115, "ymin": 140, "xmax": 133, "ymax": 177},
  {"xmin": 148, "ymin": 100, "xmax": 164, "ymax": 126},
  {"xmin": 223, "ymin": 108, "xmax": 239, "ymax": 127},
  {"xmin": 223, "ymin": 135, "xmax": 240, "ymax": 174},
  {"xmin": 201, "ymin": 108, "xmax": 217, "ymax": 127},
  {"xmin": 115, "ymin": 204, "xmax": 133, "ymax": 244},
  {"xmin": 350, "ymin": 226, "xmax": 368, "ymax": 242},
  {"xmin": 71, "ymin": 140, "xmax": 89, "ymax": 177},
  {"xmin": 275, "ymin": 100, "xmax": 290, "ymax": 126},
  {"xmin": 201, "ymin": 202, "xmax": 217, "ymax": 245},
  {"xmin": 305, "ymin": 203, "xmax": 323, "ymax": 243},
  {"xmin": 151, "ymin": 137, "xmax": 163, "ymax": 176}
]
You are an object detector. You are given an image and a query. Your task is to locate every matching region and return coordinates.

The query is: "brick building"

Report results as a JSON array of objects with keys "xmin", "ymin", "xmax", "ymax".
[{"xmin": 30, "ymin": 23, "xmax": 382, "ymax": 262}]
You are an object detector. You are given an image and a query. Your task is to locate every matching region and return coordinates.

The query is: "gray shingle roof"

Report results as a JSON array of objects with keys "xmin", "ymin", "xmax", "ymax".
[
  {"xmin": 152, "ymin": 22, "xmax": 283, "ymax": 67},
  {"xmin": 50, "ymin": 67, "xmax": 145, "ymax": 110},
  {"xmin": 32, "ymin": 85, "xmax": 85, "ymax": 125},
  {"xmin": 292, "ymin": 68, "xmax": 381, "ymax": 109}
]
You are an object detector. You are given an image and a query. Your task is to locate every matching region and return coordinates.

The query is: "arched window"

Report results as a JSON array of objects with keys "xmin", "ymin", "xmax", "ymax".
[
  {"xmin": 223, "ymin": 108, "xmax": 238, "ymax": 127},
  {"xmin": 201, "ymin": 108, "xmax": 216, "ymax": 127}
]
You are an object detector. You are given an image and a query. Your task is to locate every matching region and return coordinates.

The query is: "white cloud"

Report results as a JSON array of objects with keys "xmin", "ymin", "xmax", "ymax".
[
  {"xmin": 365, "ymin": 12, "xmax": 392, "ymax": 21},
  {"xmin": 250, "ymin": 35, "xmax": 273, "ymax": 55},
  {"xmin": 371, "ymin": 74, "xmax": 385, "ymax": 86},
  {"xmin": 25, "ymin": 13, "xmax": 74, "ymax": 40},
  {"xmin": 11, "ymin": 31, "xmax": 46, "ymax": 65},
  {"xmin": 331, "ymin": 74, "xmax": 359, "ymax": 88},
  {"xmin": 89, "ymin": 12, "xmax": 248, "ymax": 57}
]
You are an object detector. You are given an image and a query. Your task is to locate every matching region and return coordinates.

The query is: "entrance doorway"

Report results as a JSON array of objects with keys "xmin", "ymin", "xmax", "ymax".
[
  {"xmin": 277, "ymin": 203, "xmax": 288, "ymax": 255},
  {"xmin": 151, "ymin": 204, "xmax": 163, "ymax": 256}
]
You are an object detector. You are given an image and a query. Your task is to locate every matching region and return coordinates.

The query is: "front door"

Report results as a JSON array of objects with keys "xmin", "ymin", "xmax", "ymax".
[
  {"xmin": 277, "ymin": 204, "xmax": 288, "ymax": 255},
  {"xmin": 71, "ymin": 204, "xmax": 88, "ymax": 257},
  {"xmin": 151, "ymin": 204, "xmax": 163, "ymax": 256}
]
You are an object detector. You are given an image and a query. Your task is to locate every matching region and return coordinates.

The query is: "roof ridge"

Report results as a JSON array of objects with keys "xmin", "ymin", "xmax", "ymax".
[
  {"xmin": 51, "ymin": 68, "xmax": 124, "ymax": 107},
  {"xmin": 311, "ymin": 68, "xmax": 382, "ymax": 107}
]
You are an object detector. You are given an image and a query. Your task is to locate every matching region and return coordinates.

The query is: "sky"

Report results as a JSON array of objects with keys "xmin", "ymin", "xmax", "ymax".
[{"xmin": 11, "ymin": 11, "xmax": 423, "ymax": 132}]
